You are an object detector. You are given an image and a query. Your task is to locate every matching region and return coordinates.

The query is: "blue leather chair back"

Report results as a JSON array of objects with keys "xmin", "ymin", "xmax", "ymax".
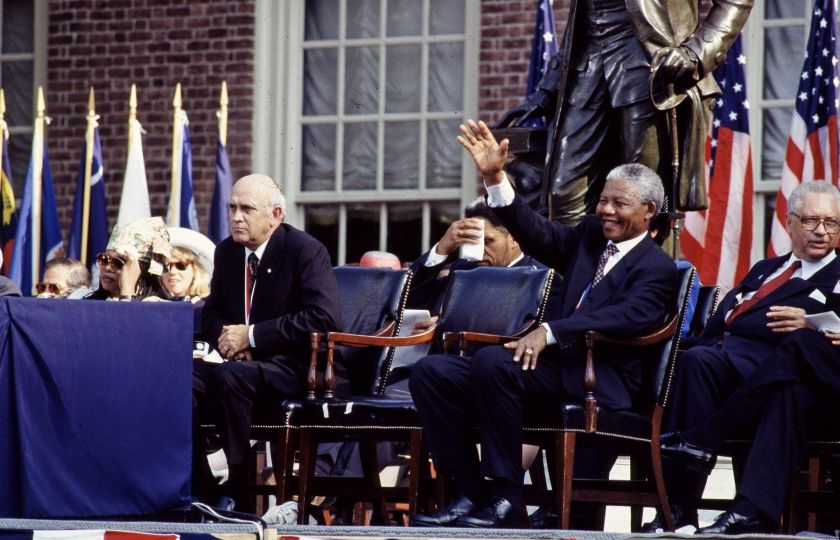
[
  {"xmin": 437, "ymin": 266, "xmax": 554, "ymax": 337},
  {"xmin": 688, "ymin": 285, "xmax": 720, "ymax": 337},
  {"xmin": 651, "ymin": 265, "xmax": 696, "ymax": 406},
  {"xmin": 333, "ymin": 267, "xmax": 410, "ymax": 396}
]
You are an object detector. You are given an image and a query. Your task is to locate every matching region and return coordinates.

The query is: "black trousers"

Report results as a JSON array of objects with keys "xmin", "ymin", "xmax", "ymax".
[
  {"xmin": 192, "ymin": 355, "xmax": 306, "ymax": 503},
  {"xmin": 662, "ymin": 342, "xmax": 757, "ymax": 507},
  {"xmin": 409, "ymin": 345, "xmax": 577, "ymax": 506},
  {"xmin": 681, "ymin": 329, "xmax": 840, "ymax": 521}
]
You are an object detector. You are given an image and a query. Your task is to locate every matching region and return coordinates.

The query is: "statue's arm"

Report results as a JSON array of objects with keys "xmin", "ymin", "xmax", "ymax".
[
  {"xmin": 495, "ymin": 52, "xmax": 563, "ymax": 128},
  {"xmin": 681, "ymin": 0, "xmax": 754, "ymax": 77}
]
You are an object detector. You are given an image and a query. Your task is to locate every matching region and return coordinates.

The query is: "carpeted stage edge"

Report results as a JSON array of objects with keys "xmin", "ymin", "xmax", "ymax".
[{"xmin": 0, "ymin": 520, "xmax": 808, "ymax": 540}]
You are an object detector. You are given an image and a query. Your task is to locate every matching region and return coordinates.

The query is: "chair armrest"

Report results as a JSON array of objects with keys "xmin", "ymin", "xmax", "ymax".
[
  {"xmin": 582, "ymin": 315, "xmax": 678, "ymax": 432},
  {"xmin": 321, "ymin": 326, "xmax": 437, "ymax": 398},
  {"xmin": 456, "ymin": 320, "xmax": 537, "ymax": 355},
  {"xmin": 307, "ymin": 332, "xmax": 324, "ymax": 400}
]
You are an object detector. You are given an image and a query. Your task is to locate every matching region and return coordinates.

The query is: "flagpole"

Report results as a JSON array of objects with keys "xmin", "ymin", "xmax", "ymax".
[
  {"xmin": 168, "ymin": 83, "xmax": 183, "ymax": 226},
  {"xmin": 218, "ymin": 80, "xmax": 228, "ymax": 147},
  {"xmin": 81, "ymin": 86, "xmax": 96, "ymax": 264},
  {"xmin": 31, "ymin": 87, "xmax": 45, "ymax": 292},
  {"xmin": 0, "ymin": 90, "xmax": 6, "ymax": 176}
]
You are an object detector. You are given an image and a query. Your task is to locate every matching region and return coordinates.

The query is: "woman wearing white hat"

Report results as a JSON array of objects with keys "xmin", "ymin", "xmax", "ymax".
[{"xmin": 163, "ymin": 227, "xmax": 215, "ymax": 302}]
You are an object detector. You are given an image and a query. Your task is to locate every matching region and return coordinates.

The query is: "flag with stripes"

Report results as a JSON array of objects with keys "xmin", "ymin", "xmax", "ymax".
[
  {"xmin": 9, "ymin": 135, "xmax": 64, "ymax": 295},
  {"xmin": 768, "ymin": 0, "xmax": 839, "ymax": 256},
  {"xmin": 68, "ymin": 127, "xmax": 107, "ymax": 274},
  {"xmin": 167, "ymin": 110, "xmax": 198, "ymax": 231},
  {"xmin": 0, "ymin": 123, "xmax": 16, "ymax": 275},
  {"xmin": 209, "ymin": 134, "xmax": 232, "ymax": 243},
  {"xmin": 682, "ymin": 35, "xmax": 754, "ymax": 290}
]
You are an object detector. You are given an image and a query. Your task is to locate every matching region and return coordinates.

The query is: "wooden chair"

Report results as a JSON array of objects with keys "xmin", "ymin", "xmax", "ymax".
[
  {"xmin": 294, "ymin": 265, "xmax": 556, "ymax": 524},
  {"xmin": 507, "ymin": 265, "xmax": 696, "ymax": 530}
]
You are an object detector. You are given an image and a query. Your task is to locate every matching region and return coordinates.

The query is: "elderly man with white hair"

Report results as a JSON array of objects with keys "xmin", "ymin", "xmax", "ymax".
[{"xmin": 192, "ymin": 174, "xmax": 342, "ymax": 512}]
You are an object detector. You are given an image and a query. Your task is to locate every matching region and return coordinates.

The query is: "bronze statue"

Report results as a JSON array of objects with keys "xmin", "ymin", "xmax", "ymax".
[{"xmin": 497, "ymin": 0, "xmax": 753, "ymax": 223}]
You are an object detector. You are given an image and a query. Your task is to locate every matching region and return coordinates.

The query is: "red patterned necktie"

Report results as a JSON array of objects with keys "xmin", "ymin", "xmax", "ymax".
[
  {"xmin": 726, "ymin": 260, "xmax": 801, "ymax": 324},
  {"xmin": 592, "ymin": 243, "xmax": 619, "ymax": 288},
  {"xmin": 246, "ymin": 253, "xmax": 259, "ymax": 315}
]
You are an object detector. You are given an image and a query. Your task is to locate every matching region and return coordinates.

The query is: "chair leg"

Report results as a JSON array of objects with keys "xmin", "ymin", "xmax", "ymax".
[
  {"xmin": 360, "ymin": 439, "xmax": 388, "ymax": 524},
  {"xmin": 650, "ymin": 432, "xmax": 673, "ymax": 531},
  {"xmin": 408, "ymin": 429, "xmax": 422, "ymax": 520},
  {"xmin": 629, "ymin": 453, "xmax": 644, "ymax": 530},
  {"xmin": 555, "ymin": 431, "xmax": 576, "ymax": 529},
  {"xmin": 272, "ymin": 427, "xmax": 295, "ymax": 503},
  {"xmin": 297, "ymin": 429, "xmax": 317, "ymax": 525}
]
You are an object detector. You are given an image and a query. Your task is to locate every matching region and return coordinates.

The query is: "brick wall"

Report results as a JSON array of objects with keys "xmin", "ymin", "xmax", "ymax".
[
  {"xmin": 46, "ymin": 0, "xmax": 255, "ymax": 235},
  {"xmin": 478, "ymin": 0, "xmax": 570, "ymax": 123}
]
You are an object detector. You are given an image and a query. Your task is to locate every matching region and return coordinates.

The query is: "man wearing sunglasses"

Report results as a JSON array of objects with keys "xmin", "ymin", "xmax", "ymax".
[
  {"xmin": 193, "ymin": 174, "xmax": 341, "ymax": 512},
  {"xmin": 647, "ymin": 181, "xmax": 840, "ymax": 534},
  {"xmin": 36, "ymin": 257, "xmax": 91, "ymax": 299}
]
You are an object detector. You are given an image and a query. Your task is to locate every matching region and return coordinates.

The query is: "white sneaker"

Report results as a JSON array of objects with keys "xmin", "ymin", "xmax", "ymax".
[{"xmin": 262, "ymin": 500, "xmax": 298, "ymax": 525}]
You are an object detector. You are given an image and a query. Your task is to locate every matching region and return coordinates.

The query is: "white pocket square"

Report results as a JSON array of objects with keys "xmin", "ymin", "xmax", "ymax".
[
  {"xmin": 809, "ymin": 289, "xmax": 827, "ymax": 304},
  {"xmin": 833, "ymin": 280, "xmax": 840, "ymax": 294}
]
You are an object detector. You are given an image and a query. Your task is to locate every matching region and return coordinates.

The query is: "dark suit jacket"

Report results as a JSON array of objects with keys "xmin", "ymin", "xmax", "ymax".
[
  {"xmin": 686, "ymin": 252, "xmax": 840, "ymax": 377},
  {"xmin": 406, "ymin": 250, "xmax": 558, "ymax": 317},
  {"xmin": 201, "ymin": 223, "xmax": 342, "ymax": 363},
  {"xmin": 494, "ymin": 196, "xmax": 678, "ymax": 409},
  {"xmin": 0, "ymin": 276, "xmax": 21, "ymax": 297}
]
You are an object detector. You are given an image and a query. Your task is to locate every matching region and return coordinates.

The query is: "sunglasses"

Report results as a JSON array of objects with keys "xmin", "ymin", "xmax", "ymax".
[
  {"xmin": 96, "ymin": 252, "xmax": 126, "ymax": 270},
  {"xmin": 170, "ymin": 261, "xmax": 192, "ymax": 271},
  {"xmin": 35, "ymin": 282, "xmax": 62, "ymax": 295}
]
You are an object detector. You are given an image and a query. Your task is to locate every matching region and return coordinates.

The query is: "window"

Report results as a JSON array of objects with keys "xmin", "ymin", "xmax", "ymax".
[
  {"xmin": 744, "ymin": 0, "xmax": 839, "ymax": 252},
  {"xmin": 0, "ymin": 0, "xmax": 46, "ymax": 188},
  {"xmin": 253, "ymin": 0, "xmax": 479, "ymax": 265}
]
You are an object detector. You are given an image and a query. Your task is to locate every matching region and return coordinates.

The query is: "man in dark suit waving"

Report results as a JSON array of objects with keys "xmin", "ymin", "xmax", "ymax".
[
  {"xmin": 644, "ymin": 181, "xmax": 840, "ymax": 532},
  {"xmin": 409, "ymin": 120, "xmax": 677, "ymax": 528},
  {"xmin": 194, "ymin": 174, "xmax": 341, "ymax": 511}
]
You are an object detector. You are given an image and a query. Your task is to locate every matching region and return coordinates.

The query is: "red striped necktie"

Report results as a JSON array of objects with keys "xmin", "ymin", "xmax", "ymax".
[{"xmin": 726, "ymin": 260, "xmax": 801, "ymax": 324}]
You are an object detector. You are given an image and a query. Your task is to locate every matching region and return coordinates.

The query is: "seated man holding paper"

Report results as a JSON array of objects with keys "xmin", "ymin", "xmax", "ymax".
[{"xmin": 645, "ymin": 180, "xmax": 840, "ymax": 533}]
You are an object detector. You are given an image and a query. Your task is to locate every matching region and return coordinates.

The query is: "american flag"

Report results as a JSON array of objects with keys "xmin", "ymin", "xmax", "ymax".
[
  {"xmin": 523, "ymin": 0, "xmax": 558, "ymax": 127},
  {"xmin": 682, "ymin": 35, "xmax": 754, "ymax": 290},
  {"xmin": 768, "ymin": 0, "xmax": 839, "ymax": 256}
]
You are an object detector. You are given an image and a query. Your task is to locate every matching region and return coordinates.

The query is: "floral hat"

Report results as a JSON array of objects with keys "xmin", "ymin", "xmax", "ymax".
[{"xmin": 107, "ymin": 216, "xmax": 172, "ymax": 276}]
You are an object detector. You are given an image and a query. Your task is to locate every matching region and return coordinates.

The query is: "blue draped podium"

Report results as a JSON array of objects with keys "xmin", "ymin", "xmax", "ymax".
[{"xmin": 0, "ymin": 298, "xmax": 193, "ymax": 518}]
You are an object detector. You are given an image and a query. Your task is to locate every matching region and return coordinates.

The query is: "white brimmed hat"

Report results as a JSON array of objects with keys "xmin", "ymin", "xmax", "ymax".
[{"xmin": 167, "ymin": 227, "xmax": 216, "ymax": 275}]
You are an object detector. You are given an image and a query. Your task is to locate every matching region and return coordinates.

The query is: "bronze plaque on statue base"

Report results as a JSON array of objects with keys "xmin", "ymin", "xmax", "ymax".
[{"xmin": 491, "ymin": 127, "xmax": 547, "ymax": 155}]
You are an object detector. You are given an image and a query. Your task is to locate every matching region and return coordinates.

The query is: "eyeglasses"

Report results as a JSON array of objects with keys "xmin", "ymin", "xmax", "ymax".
[
  {"xmin": 170, "ymin": 261, "xmax": 192, "ymax": 271},
  {"xmin": 789, "ymin": 212, "xmax": 840, "ymax": 233},
  {"xmin": 96, "ymin": 252, "xmax": 126, "ymax": 270},
  {"xmin": 35, "ymin": 282, "xmax": 62, "ymax": 295}
]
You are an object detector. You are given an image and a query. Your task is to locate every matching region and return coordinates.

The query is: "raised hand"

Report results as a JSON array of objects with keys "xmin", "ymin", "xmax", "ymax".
[{"xmin": 457, "ymin": 119, "xmax": 509, "ymax": 186}]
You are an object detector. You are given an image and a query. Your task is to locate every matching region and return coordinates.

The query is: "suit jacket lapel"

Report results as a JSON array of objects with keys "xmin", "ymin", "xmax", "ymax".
[
  {"xmin": 582, "ymin": 235, "xmax": 653, "ymax": 310},
  {"xmin": 561, "ymin": 237, "xmax": 602, "ymax": 316},
  {"xmin": 250, "ymin": 226, "xmax": 285, "ymax": 319},
  {"xmin": 738, "ymin": 254, "xmax": 840, "ymax": 316}
]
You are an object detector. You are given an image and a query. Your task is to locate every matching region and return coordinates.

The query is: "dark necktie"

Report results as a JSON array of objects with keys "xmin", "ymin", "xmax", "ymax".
[
  {"xmin": 726, "ymin": 260, "xmax": 801, "ymax": 324},
  {"xmin": 246, "ymin": 253, "xmax": 259, "ymax": 315},
  {"xmin": 592, "ymin": 243, "xmax": 619, "ymax": 288}
]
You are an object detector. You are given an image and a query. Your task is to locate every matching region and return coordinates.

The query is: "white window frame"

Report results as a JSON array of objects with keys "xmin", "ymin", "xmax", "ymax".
[
  {"xmin": 253, "ymin": 0, "xmax": 480, "ymax": 265},
  {"xmin": 743, "ymin": 1, "xmax": 836, "ymax": 258}
]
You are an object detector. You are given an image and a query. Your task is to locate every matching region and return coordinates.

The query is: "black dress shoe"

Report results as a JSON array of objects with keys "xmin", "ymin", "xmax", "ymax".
[
  {"xmin": 660, "ymin": 432, "xmax": 716, "ymax": 475},
  {"xmin": 637, "ymin": 504, "xmax": 698, "ymax": 533},
  {"xmin": 411, "ymin": 495, "xmax": 475, "ymax": 527},
  {"xmin": 529, "ymin": 505, "xmax": 557, "ymax": 529},
  {"xmin": 695, "ymin": 511, "xmax": 777, "ymax": 535},
  {"xmin": 457, "ymin": 497, "xmax": 518, "ymax": 528}
]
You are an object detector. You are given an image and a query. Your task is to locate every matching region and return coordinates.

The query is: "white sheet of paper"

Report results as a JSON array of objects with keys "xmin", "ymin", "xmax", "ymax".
[
  {"xmin": 805, "ymin": 311, "xmax": 840, "ymax": 333},
  {"xmin": 391, "ymin": 309, "xmax": 432, "ymax": 369}
]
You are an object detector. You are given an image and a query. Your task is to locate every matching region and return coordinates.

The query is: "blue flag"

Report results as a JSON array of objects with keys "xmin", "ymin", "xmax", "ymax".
[
  {"xmin": 68, "ymin": 128, "xmax": 107, "ymax": 272},
  {"xmin": 0, "ymin": 131, "xmax": 17, "ymax": 275},
  {"xmin": 9, "ymin": 146, "xmax": 64, "ymax": 295},
  {"xmin": 179, "ymin": 122, "xmax": 198, "ymax": 230},
  {"xmin": 209, "ymin": 136, "xmax": 232, "ymax": 243},
  {"xmin": 525, "ymin": 0, "xmax": 558, "ymax": 98}
]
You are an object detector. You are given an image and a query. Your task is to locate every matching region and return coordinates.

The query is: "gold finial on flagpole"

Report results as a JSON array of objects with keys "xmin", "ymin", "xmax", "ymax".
[
  {"xmin": 218, "ymin": 81, "xmax": 228, "ymax": 147},
  {"xmin": 80, "ymin": 86, "xmax": 97, "ymax": 264},
  {"xmin": 168, "ymin": 83, "xmax": 183, "ymax": 226}
]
